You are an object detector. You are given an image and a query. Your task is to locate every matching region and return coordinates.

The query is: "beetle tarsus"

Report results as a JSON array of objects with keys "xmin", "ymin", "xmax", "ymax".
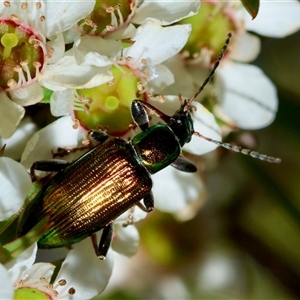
[{"xmin": 97, "ymin": 223, "xmax": 114, "ymax": 259}]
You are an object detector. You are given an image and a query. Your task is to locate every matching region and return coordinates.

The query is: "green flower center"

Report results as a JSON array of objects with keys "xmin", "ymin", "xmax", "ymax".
[
  {"xmin": 14, "ymin": 288, "xmax": 51, "ymax": 300},
  {"xmin": 79, "ymin": 0, "xmax": 132, "ymax": 35},
  {"xmin": 0, "ymin": 18, "xmax": 44, "ymax": 91},
  {"xmin": 75, "ymin": 65, "xmax": 142, "ymax": 136},
  {"xmin": 179, "ymin": 2, "xmax": 236, "ymax": 63}
]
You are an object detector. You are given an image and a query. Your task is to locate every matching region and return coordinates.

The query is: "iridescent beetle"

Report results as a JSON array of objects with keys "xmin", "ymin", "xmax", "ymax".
[{"xmin": 18, "ymin": 33, "xmax": 280, "ymax": 259}]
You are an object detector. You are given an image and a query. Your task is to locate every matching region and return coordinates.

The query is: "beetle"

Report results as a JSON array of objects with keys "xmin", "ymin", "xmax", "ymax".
[{"xmin": 18, "ymin": 33, "xmax": 280, "ymax": 259}]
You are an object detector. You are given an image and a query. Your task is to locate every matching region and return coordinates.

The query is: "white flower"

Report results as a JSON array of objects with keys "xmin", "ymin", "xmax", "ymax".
[
  {"xmin": 0, "ymin": 156, "xmax": 31, "ymax": 220},
  {"xmin": 0, "ymin": 0, "xmax": 96, "ymax": 138},
  {"xmin": 1, "ymin": 242, "xmax": 114, "ymax": 299},
  {"xmin": 215, "ymin": 0, "xmax": 300, "ymax": 130},
  {"xmin": 164, "ymin": 0, "xmax": 300, "ymax": 131},
  {"xmin": 50, "ymin": 19, "xmax": 192, "ymax": 123}
]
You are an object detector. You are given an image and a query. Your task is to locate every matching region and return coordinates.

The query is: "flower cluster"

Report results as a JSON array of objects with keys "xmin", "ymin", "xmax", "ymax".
[{"xmin": 1, "ymin": 0, "xmax": 300, "ymax": 298}]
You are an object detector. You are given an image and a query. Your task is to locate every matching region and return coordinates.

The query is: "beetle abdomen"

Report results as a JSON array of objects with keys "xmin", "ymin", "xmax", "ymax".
[{"xmin": 19, "ymin": 137, "xmax": 152, "ymax": 248}]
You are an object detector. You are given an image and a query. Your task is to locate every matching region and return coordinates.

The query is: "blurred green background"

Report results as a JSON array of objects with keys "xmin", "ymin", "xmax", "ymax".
[{"xmin": 98, "ymin": 30, "xmax": 300, "ymax": 299}]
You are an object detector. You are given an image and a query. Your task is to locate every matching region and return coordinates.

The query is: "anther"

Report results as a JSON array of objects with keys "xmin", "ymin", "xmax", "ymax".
[
  {"xmin": 10, "ymin": 14, "xmax": 18, "ymax": 21},
  {"xmin": 36, "ymin": 2, "xmax": 42, "ymax": 9},
  {"xmin": 58, "ymin": 279, "xmax": 67, "ymax": 286},
  {"xmin": 68, "ymin": 287, "xmax": 76, "ymax": 295},
  {"xmin": 4, "ymin": 1, "xmax": 11, "ymax": 7},
  {"xmin": 21, "ymin": 2, "xmax": 28, "ymax": 9},
  {"xmin": 106, "ymin": 6, "xmax": 114, "ymax": 13},
  {"xmin": 39, "ymin": 15, "xmax": 46, "ymax": 22},
  {"xmin": 106, "ymin": 24, "xmax": 115, "ymax": 31},
  {"xmin": 141, "ymin": 58, "xmax": 147, "ymax": 65}
]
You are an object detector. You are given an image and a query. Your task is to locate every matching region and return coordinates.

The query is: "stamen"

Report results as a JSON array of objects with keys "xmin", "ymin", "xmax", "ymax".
[
  {"xmin": 4, "ymin": 1, "xmax": 10, "ymax": 7},
  {"xmin": 115, "ymin": 4, "xmax": 124, "ymax": 25},
  {"xmin": 20, "ymin": 60, "xmax": 32, "ymax": 81},
  {"xmin": 1, "ymin": 32, "xmax": 18, "ymax": 59}
]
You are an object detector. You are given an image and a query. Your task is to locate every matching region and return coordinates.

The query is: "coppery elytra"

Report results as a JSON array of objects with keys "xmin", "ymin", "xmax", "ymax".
[{"xmin": 17, "ymin": 32, "xmax": 280, "ymax": 261}]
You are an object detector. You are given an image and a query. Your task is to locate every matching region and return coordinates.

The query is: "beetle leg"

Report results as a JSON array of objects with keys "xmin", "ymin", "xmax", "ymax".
[
  {"xmin": 52, "ymin": 146, "xmax": 91, "ymax": 158},
  {"xmin": 171, "ymin": 155, "xmax": 197, "ymax": 173},
  {"xmin": 97, "ymin": 223, "xmax": 114, "ymax": 260},
  {"xmin": 30, "ymin": 160, "xmax": 70, "ymax": 181},
  {"xmin": 87, "ymin": 130, "xmax": 110, "ymax": 146},
  {"xmin": 135, "ymin": 192, "xmax": 154, "ymax": 213}
]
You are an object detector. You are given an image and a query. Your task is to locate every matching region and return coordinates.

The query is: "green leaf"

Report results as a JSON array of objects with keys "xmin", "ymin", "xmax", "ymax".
[{"xmin": 240, "ymin": 0, "xmax": 260, "ymax": 19}]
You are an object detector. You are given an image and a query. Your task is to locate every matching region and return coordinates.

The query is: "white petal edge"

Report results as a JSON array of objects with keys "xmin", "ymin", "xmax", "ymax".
[
  {"xmin": 0, "ymin": 157, "xmax": 31, "ymax": 220},
  {"xmin": 6, "ymin": 244, "xmax": 37, "ymax": 282},
  {"xmin": 124, "ymin": 20, "xmax": 191, "ymax": 66},
  {"xmin": 43, "ymin": 0, "xmax": 96, "ymax": 37},
  {"xmin": 112, "ymin": 225, "xmax": 139, "ymax": 257},
  {"xmin": 21, "ymin": 116, "xmax": 84, "ymax": 170},
  {"xmin": 0, "ymin": 264, "xmax": 14, "ymax": 300},
  {"xmin": 184, "ymin": 102, "xmax": 222, "ymax": 155},
  {"xmin": 56, "ymin": 238, "xmax": 114, "ymax": 299},
  {"xmin": 216, "ymin": 62, "xmax": 278, "ymax": 129},
  {"xmin": 245, "ymin": 0, "xmax": 300, "ymax": 38},
  {"xmin": 152, "ymin": 167, "xmax": 204, "ymax": 213},
  {"xmin": 9, "ymin": 82, "xmax": 43, "ymax": 106},
  {"xmin": 132, "ymin": 0, "xmax": 200, "ymax": 25},
  {"xmin": 230, "ymin": 32, "xmax": 260, "ymax": 62},
  {"xmin": 0, "ymin": 92, "xmax": 25, "ymax": 138},
  {"xmin": 41, "ymin": 55, "xmax": 113, "ymax": 90},
  {"xmin": 0, "ymin": 117, "xmax": 38, "ymax": 161}
]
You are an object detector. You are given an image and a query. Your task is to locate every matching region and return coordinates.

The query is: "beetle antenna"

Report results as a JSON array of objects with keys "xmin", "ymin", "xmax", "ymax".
[
  {"xmin": 194, "ymin": 131, "xmax": 281, "ymax": 163},
  {"xmin": 184, "ymin": 32, "xmax": 232, "ymax": 112}
]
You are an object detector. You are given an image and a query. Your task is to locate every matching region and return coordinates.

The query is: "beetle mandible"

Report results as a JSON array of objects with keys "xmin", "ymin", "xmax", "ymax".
[{"xmin": 18, "ymin": 33, "xmax": 280, "ymax": 259}]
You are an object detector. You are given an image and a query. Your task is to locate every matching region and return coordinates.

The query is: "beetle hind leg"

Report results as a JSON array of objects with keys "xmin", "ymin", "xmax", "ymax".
[{"xmin": 91, "ymin": 223, "xmax": 114, "ymax": 260}]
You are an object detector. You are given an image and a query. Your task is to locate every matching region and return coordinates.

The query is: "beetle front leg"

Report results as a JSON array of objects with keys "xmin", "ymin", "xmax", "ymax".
[{"xmin": 30, "ymin": 160, "xmax": 70, "ymax": 181}]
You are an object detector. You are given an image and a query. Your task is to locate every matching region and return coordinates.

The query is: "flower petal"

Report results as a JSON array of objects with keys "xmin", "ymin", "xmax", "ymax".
[
  {"xmin": 124, "ymin": 20, "xmax": 191, "ymax": 66},
  {"xmin": 73, "ymin": 35, "xmax": 121, "ymax": 66},
  {"xmin": 41, "ymin": 55, "xmax": 113, "ymax": 90},
  {"xmin": 56, "ymin": 238, "xmax": 114, "ymax": 298},
  {"xmin": 244, "ymin": 0, "xmax": 300, "ymax": 38},
  {"xmin": 0, "ymin": 264, "xmax": 14, "ymax": 300},
  {"xmin": 0, "ymin": 117, "xmax": 37, "ymax": 161},
  {"xmin": 0, "ymin": 92, "xmax": 25, "ymax": 139},
  {"xmin": 132, "ymin": 0, "xmax": 200, "ymax": 25},
  {"xmin": 184, "ymin": 102, "xmax": 222, "ymax": 155},
  {"xmin": 21, "ymin": 116, "xmax": 84, "ymax": 170},
  {"xmin": 6, "ymin": 244, "xmax": 37, "ymax": 282},
  {"xmin": 146, "ymin": 64, "xmax": 174, "ymax": 93},
  {"xmin": 152, "ymin": 167, "xmax": 204, "ymax": 213},
  {"xmin": 18, "ymin": 262, "xmax": 55, "ymax": 283},
  {"xmin": 216, "ymin": 62, "xmax": 278, "ymax": 129},
  {"xmin": 112, "ymin": 225, "xmax": 139, "ymax": 257},
  {"xmin": 43, "ymin": 0, "xmax": 96, "ymax": 37},
  {"xmin": 9, "ymin": 82, "xmax": 43, "ymax": 106},
  {"xmin": 50, "ymin": 89, "xmax": 74, "ymax": 117},
  {"xmin": 0, "ymin": 157, "xmax": 31, "ymax": 220},
  {"xmin": 230, "ymin": 32, "xmax": 260, "ymax": 62}
]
